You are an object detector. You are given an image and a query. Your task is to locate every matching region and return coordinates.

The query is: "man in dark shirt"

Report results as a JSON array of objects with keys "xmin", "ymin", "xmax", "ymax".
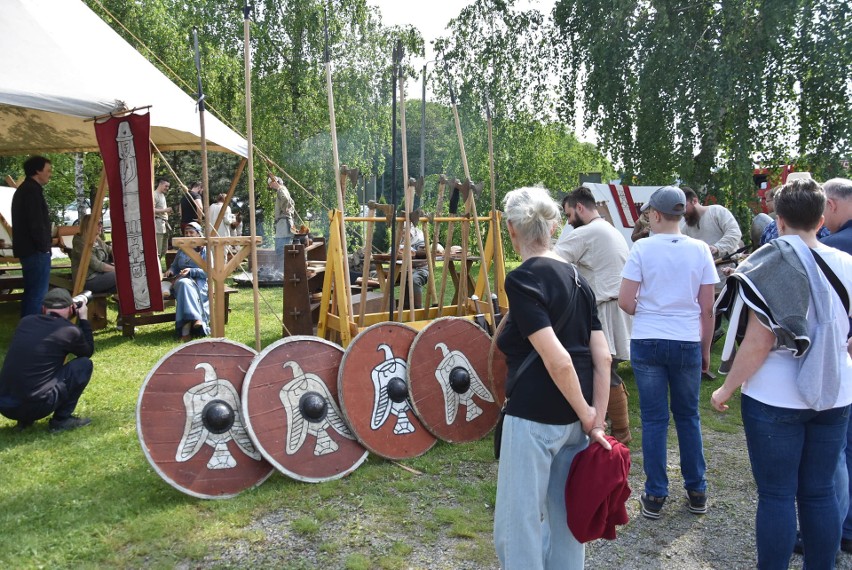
[
  {"xmin": 821, "ymin": 177, "xmax": 852, "ymax": 555},
  {"xmin": 179, "ymin": 181, "xmax": 203, "ymax": 235},
  {"xmin": 12, "ymin": 155, "xmax": 53, "ymax": 317},
  {"xmin": 0, "ymin": 288, "xmax": 94, "ymax": 432}
]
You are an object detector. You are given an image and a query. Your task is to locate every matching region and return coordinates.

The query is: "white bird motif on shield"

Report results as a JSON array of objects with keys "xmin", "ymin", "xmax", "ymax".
[
  {"xmin": 279, "ymin": 361, "xmax": 354, "ymax": 456},
  {"xmin": 370, "ymin": 344, "xmax": 415, "ymax": 434},
  {"xmin": 434, "ymin": 342, "xmax": 494, "ymax": 424},
  {"xmin": 176, "ymin": 363, "xmax": 260, "ymax": 469}
]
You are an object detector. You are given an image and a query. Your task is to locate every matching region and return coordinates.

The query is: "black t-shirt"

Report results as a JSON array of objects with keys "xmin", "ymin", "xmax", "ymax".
[
  {"xmin": 496, "ymin": 256, "xmax": 601, "ymax": 425},
  {"xmin": 0, "ymin": 314, "xmax": 94, "ymax": 405},
  {"xmin": 180, "ymin": 190, "xmax": 201, "ymax": 224}
]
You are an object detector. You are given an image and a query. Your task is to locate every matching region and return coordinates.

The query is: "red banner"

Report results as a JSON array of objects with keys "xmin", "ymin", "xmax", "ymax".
[{"xmin": 94, "ymin": 113, "xmax": 163, "ymax": 315}]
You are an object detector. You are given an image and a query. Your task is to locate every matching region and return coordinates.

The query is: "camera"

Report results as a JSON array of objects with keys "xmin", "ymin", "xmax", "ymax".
[{"xmin": 72, "ymin": 290, "xmax": 93, "ymax": 309}]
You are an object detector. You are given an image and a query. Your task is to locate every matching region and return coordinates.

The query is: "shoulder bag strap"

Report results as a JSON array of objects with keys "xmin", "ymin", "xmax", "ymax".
[
  {"xmin": 810, "ymin": 248, "xmax": 850, "ymax": 315},
  {"xmin": 505, "ymin": 265, "xmax": 581, "ymax": 398}
]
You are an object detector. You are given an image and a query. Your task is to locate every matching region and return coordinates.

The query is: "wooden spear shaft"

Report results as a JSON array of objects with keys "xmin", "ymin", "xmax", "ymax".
[
  {"xmin": 397, "ymin": 68, "xmax": 416, "ymax": 323},
  {"xmin": 242, "ymin": 3, "xmax": 261, "ymax": 349},
  {"xmin": 448, "ymin": 84, "xmax": 495, "ymax": 327},
  {"xmin": 325, "ymin": 11, "xmax": 353, "ymax": 317}
]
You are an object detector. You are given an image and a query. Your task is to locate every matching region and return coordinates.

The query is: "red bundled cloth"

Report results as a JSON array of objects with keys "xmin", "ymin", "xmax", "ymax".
[{"xmin": 564, "ymin": 435, "xmax": 631, "ymax": 543}]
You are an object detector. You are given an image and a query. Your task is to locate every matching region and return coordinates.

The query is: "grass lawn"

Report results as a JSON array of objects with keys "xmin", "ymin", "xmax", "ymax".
[{"xmin": 0, "ymin": 266, "xmax": 741, "ymax": 568}]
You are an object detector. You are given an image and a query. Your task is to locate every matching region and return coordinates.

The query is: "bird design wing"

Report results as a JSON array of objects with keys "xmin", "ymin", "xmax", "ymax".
[
  {"xmin": 304, "ymin": 374, "xmax": 355, "ymax": 440},
  {"xmin": 370, "ymin": 365, "xmax": 392, "ymax": 430},
  {"xmin": 434, "ymin": 362, "xmax": 460, "ymax": 424},
  {"xmin": 217, "ymin": 380, "xmax": 261, "ymax": 460},
  {"xmin": 175, "ymin": 383, "xmax": 216, "ymax": 462},
  {"xmin": 460, "ymin": 356, "xmax": 494, "ymax": 403},
  {"xmin": 280, "ymin": 378, "xmax": 309, "ymax": 455}
]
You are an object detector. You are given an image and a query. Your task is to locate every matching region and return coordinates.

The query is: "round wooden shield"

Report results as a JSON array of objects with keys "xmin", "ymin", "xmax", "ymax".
[
  {"xmin": 407, "ymin": 317, "xmax": 500, "ymax": 443},
  {"xmin": 241, "ymin": 336, "xmax": 368, "ymax": 483},
  {"xmin": 488, "ymin": 311, "xmax": 510, "ymax": 407},
  {"xmin": 338, "ymin": 322, "xmax": 436, "ymax": 460},
  {"xmin": 137, "ymin": 339, "xmax": 274, "ymax": 499}
]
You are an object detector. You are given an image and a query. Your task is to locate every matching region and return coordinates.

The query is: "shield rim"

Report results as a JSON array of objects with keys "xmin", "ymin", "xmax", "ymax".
[
  {"xmin": 488, "ymin": 310, "xmax": 510, "ymax": 408},
  {"xmin": 241, "ymin": 335, "xmax": 369, "ymax": 483},
  {"xmin": 338, "ymin": 321, "xmax": 437, "ymax": 460},
  {"xmin": 407, "ymin": 317, "xmax": 500, "ymax": 443},
  {"xmin": 136, "ymin": 338, "xmax": 274, "ymax": 500}
]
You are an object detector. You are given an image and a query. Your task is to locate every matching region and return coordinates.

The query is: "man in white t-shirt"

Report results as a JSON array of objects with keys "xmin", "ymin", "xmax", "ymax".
[
  {"xmin": 555, "ymin": 186, "xmax": 633, "ymax": 444},
  {"xmin": 681, "ymin": 186, "xmax": 742, "ymax": 342},
  {"xmin": 681, "ymin": 186, "xmax": 742, "ymax": 258},
  {"xmin": 619, "ymin": 185, "xmax": 718, "ymax": 520},
  {"xmin": 153, "ymin": 178, "xmax": 172, "ymax": 265}
]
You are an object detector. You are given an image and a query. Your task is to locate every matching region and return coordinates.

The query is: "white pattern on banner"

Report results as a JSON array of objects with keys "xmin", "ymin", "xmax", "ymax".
[{"xmin": 116, "ymin": 121, "xmax": 151, "ymax": 310}]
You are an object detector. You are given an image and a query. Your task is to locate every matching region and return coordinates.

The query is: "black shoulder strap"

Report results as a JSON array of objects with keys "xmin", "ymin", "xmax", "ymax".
[
  {"xmin": 505, "ymin": 265, "xmax": 581, "ymax": 398},
  {"xmin": 810, "ymin": 248, "xmax": 850, "ymax": 315}
]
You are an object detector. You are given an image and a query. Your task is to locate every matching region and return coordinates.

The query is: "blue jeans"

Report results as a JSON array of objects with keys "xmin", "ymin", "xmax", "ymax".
[
  {"xmin": 20, "ymin": 251, "xmax": 51, "ymax": 317},
  {"xmin": 742, "ymin": 394, "xmax": 850, "ymax": 569},
  {"xmin": 494, "ymin": 415, "xmax": 587, "ymax": 569},
  {"xmin": 844, "ymin": 418, "xmax": 852, "ymax": 540},
  {"xmin": 631, "ymin": 339, "xmax": 706, "ymax": 497}
]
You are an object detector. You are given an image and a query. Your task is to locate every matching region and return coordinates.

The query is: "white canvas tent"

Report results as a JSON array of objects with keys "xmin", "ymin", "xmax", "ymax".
[{"xmin": 0, "ymin": 0, "xmax": 248, "ymax": 157}]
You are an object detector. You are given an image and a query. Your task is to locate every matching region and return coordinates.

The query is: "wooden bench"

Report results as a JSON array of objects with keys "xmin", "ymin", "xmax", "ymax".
[
  {"xmin": 0, "ymin": 273, "xmax": 24, "ymax": 302},
  {"xmin": 117, "ymin": 286, "xmax": 238, "ymax": 337}
]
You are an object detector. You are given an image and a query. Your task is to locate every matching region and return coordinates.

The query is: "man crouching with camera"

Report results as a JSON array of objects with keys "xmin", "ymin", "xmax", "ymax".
[{"xmin": 0, "ymin": 289, "xmax": 95, "ymax": 433}]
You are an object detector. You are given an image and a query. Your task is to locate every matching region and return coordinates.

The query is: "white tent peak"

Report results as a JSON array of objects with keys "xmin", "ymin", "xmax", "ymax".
[{"xmin": 0, "ymin": 0, "xmax": 248, "ymax": 157}]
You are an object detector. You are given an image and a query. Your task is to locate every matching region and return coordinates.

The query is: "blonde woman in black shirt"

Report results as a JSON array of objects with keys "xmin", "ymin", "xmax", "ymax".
[{"xmin": 494, "ymin": 186, "xmax": 612, "ymax": 569}]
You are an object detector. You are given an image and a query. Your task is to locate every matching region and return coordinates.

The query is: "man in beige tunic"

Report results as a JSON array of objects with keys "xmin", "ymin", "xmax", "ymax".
[{"xmin": 555, "ymin": 186, "xmax": 632, "ymax": 443}]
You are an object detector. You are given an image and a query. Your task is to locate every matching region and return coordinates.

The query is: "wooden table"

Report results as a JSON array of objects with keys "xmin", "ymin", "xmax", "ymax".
[{"xmin": 371, "ymin": 254, "xmax": 478, "ymax": 308}]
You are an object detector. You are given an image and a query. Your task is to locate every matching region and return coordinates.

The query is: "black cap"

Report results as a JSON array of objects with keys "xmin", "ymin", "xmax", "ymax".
[{"xmin": 43, "ymin": 289, "xmax": 73, "ymax": 309}]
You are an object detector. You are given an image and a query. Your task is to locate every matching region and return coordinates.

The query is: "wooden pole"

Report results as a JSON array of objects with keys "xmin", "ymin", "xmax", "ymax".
[
  {"xmin": 396, "ymin": 66, "xmax": 415, "ymax": 323},
  {"xmin": 191, "ymin": 28, "xmax": 220, "ymax": 337},
  {"xmin": 243, "ymin": 3, "xmax": 262, "ymax": 349},
  {"xmin": 324, "ymin": 4, "xmax": 353, "ymax": 317}
]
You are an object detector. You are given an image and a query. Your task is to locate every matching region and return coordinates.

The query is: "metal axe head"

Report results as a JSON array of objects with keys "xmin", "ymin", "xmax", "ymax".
[
  {"xmin": 409, "ymin": 208, "xmax": 425, "ymax": 224},
  {"xmin": 368, "ymin": 201, "xmax": 394, "ymax": 223}
]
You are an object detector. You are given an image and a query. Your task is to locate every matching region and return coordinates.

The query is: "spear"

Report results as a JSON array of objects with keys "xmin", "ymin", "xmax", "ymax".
[
  {"xmin": 446, "ymin": 75, "xmax": 495, "ymax": 327},
  {"xmin": 387, "ymin": 41, "xmax": 401, "ymax": 321},
  {"xmin": 396, "ymin": 51, "xmax": 416, "ymax": 323},
  {"xmin": 324, "ymin": 4, "xmax": 353, "ymax": 317},
  {"xmin": 242, "ymin": 1, "xmax": 262, "ymax": 349}
]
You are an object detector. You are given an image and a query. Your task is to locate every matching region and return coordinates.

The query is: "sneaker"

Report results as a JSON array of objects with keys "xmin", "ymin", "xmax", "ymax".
[
  {"xmin": 49, "ymin": 416, "xmax": 91, "ymax": 433},
  {"xmin": 793, "ymin": 532, "xmax": 803, "ymax": 555},
  {"xmin": 13, "ymin": 420, "xmax": 33, "ymax": 432},
  {"xmin": 639, "ymin": 493, "xmax": 666, "ymax": 519},
  {"xmin": 842, "ymin": 537, "xmax": 852, "ymax": 554},
  {"xmin": 686, "ymin": 490, "xmax": 707, "ymax": 514}
]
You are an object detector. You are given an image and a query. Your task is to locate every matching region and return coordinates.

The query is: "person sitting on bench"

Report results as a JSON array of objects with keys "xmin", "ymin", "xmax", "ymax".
[
  {"xmin": 163, "ymin": 222, "xmax": 209, "ymax": 341},
  {"xmin": 71, "ymin": 214, "xmax": 116, "ymax": 294}
]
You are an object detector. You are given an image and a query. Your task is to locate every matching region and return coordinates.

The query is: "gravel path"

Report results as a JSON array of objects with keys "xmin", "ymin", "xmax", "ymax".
[{"xmin": 201, "ymin": 426, "xmax": 852, "ymax": 569}]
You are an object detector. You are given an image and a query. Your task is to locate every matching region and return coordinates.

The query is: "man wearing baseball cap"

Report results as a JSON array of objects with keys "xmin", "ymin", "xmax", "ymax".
[
  {"xmin": 618, "ymin": 185, "xmax": 718, "ymax": 519},
  {"xmin": 0, "ymin": 288, "xmax": 95, "ymax": 432}
]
